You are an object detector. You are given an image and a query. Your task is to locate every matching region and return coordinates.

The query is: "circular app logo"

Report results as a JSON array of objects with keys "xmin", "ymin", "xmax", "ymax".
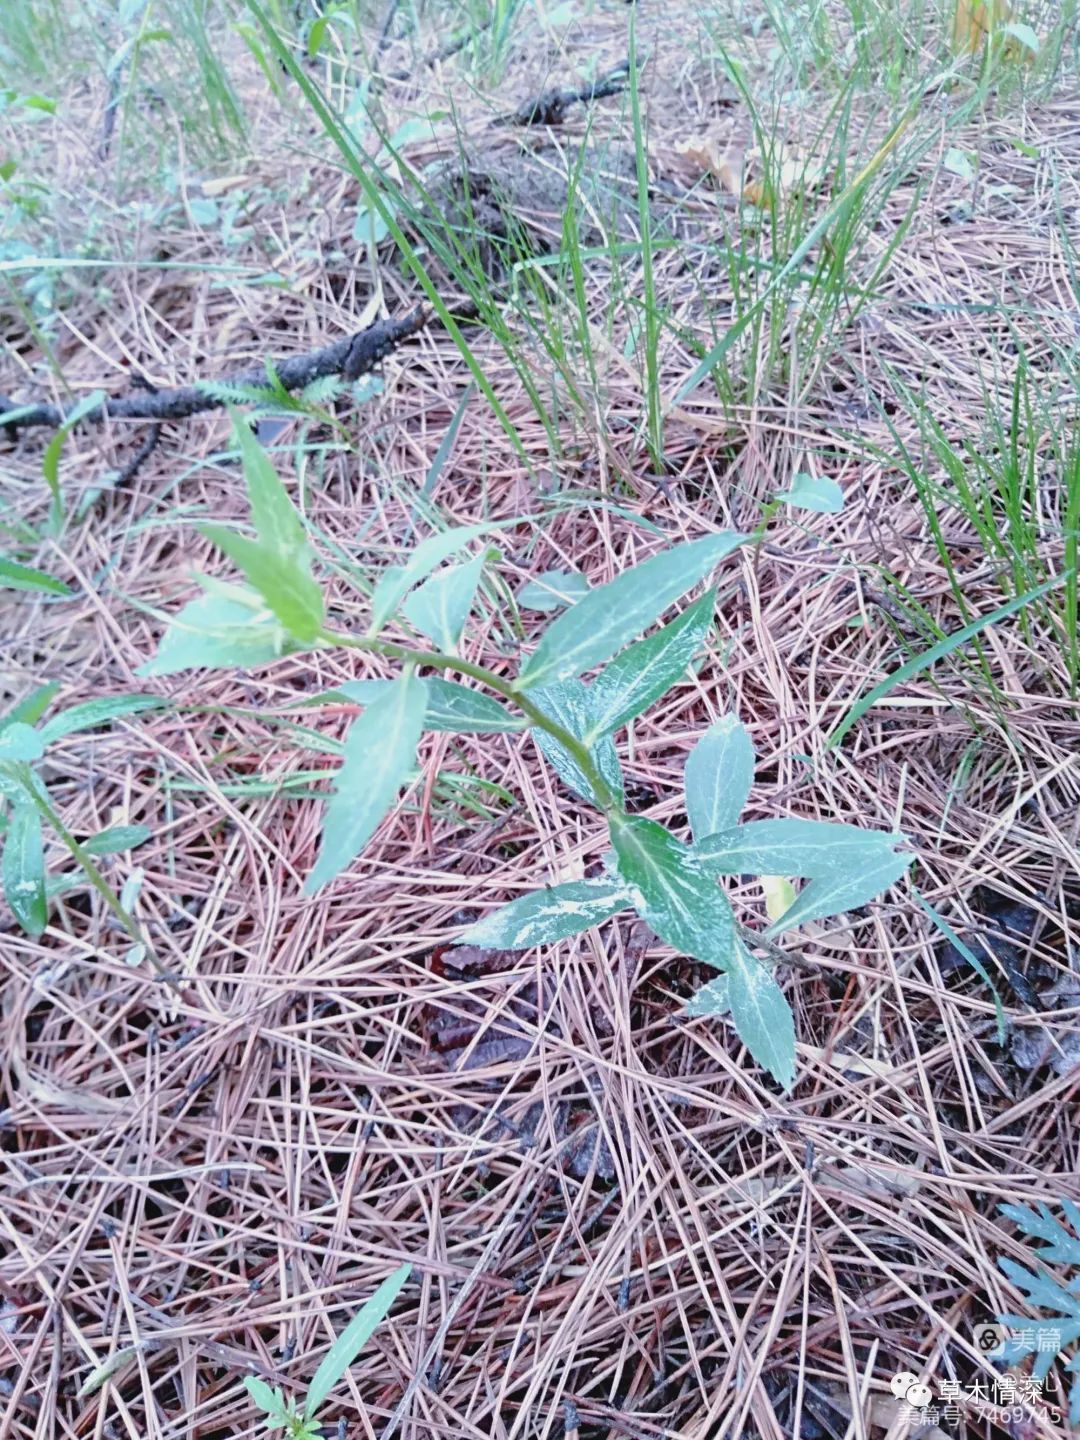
[
  {"xmin": 973, "ymin": 1323, "xmax": 1006, "ymax": 1355},
  {"xmin": 890, "ymin": 1372, "xmax": 919, "ymax": 1399}
]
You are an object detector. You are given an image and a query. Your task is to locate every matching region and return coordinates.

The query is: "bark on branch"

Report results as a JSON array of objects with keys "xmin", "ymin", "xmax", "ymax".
[
  {"xmin": 503, "ymin": 61, "xmax": 632, "ymax": 127},
  {"xmin": 0, "ymin": 305, "xmax": 431, "ymax": 435}
]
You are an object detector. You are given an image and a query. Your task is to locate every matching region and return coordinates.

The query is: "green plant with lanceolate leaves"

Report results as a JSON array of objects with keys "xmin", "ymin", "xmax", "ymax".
[
  {"xmin": 140, "ymin": 414, "xmax": 913, "ymax": 1086},
  {"xmin": 243, "ymin": 1263, "xmax": 411, "ymax": 1436},
  {"xmin": 0, "ymin": 684, "xmax": 159, "ymax": 952}
]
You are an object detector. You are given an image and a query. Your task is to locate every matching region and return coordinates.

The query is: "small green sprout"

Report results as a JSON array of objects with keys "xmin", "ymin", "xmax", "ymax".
[{"xmin": 244, "ymin": 1263, "xmax": 411, "ymax": 1437}]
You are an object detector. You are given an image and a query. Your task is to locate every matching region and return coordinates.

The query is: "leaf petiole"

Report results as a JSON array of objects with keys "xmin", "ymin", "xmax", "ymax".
[{"xmin": 319, "ymin": 627, "xmax": 621, "ymax": 811}]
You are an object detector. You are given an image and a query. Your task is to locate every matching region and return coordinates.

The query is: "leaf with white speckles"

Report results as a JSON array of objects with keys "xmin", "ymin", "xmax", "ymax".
[
  {"xmin": 457, "ymin": 878, "xmax": 632, "ymax": 949},
  {"xmin": 3, "ymin": 799, "xmax": 46, "ymax": 937},
  {"xmin": 725, "ymin": 940, "xmax": 796, "ymax": 1088},
  {"xmin": 684, "ymin": 713, "xmax": 754, "ymax": 841}
]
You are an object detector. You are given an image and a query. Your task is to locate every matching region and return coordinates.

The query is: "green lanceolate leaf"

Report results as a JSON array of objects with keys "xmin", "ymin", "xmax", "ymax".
[
  {"xmin": 725, "ymin": 940, "xmax": 796, "ymax": 1089},
  {"xmin": 516, "ymin": 532, "xmax": 748, "ymax": 690},
  {"xmin": 201, "ymin": 524, "xmax": 324, "ymax": 643},
  {"xmin": 80, "ymin": 824, "xmax": 153, "ymax": 856},
  {"xmin": 684, "ymin": 713, "xmax": 754, "ymax": 842},
  {"xmin": 3, "ymin": 683, "xmax": 60, "ymax": 729},
  {"xmin": 327, "ymin": 678, "xmax": 524, "ymax": 734},
  {"xmin": 457, "ymin": 877, "xmax": 631, "ymax": 949},
  {"xmin": 683, "ymin": 974, "xmax": 730, "ymax": 1016},
  {"xmin": 0, "ymin": 722, "xmax": 45, "ymax": 762},
  {"xmin": 610, "ymin": 815, "xmax": 794, "ymax": 1084},
  {"xmin": 303, "ymin": 1263, "xmax": 411, "ymax": 1422},
  {"xmin": 423, "ymin": 678, "xmax": 522, "ymax": 733},
  {"xmin": 3, "ymin": 799, "xmax": 47, "ymax": 937},
  {"xmin": 368, "ymin": 521, "xmax": 513, "ymax": 635},
  {"xmin": 517, "ymin": 569, "xmax": 589, "ymax": 612},
  {"xmin": 766, "ymin": 846, "xmax": 913, "ymax": 934},
  {"xmin": 206, "ymin": 412, "xmax": 325, "ymax": 641},
  {"xmin": 321, "ymin": 680, "xmax": 389, "ymax": 705},
  {"xmin": 531, "ymin": 680, "xmax": 623, "ymax": 805},
  {"xmin": 37, "ymin": 695, "xmax": 166, "ymax": 744},
  {"xmin": 692, "ymin": 818, "xmax": 908, "ymax": 879},
  {"xmin": 42, "ymin": 389, "xmax": 106, "ymax": 530},
  {"xmin": 0, "ymin": 557, "xmax": 73, "ymax": 595},
  {"xmin": 402, "ymin": 550, "xmax": 486, "ymax": 652},
  {"xmin": 582, "ymin": 590, "xmax": 715, "ymax": 743},
  {"xmin": 230, "ymin": 408, "xmax": 307, "ymax": 556},
  {"xmin": 777, "ymin": 473, "xmax": 844, "ymax": 514},
  {"xmin": 609, "ymin": 815, "xmax": 735, "ymax": 970},
  {"xmin": 306, "ymin": 672, "xmax": 427, "ymax": 891},
  {"xmin": 138, "ymin": 592, "xmax": 293, "ymax": 676}
]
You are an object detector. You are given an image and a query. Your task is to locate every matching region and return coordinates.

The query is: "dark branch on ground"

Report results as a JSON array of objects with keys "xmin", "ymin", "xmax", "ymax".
[
  {"xmin": 0, "ymin": 305, "xmax": 432, "ymax": 435},
  {"xmin": 110, "ymin": 373, "xmax": 163, "ymax": 490},
  {"xmin": 503, "ymin": 61, "xmax": 632, "ymax": 127},
  {"xmin": 384, "ymin": 17, "xmax": 492, "ymax": 83},
  {"xmin": 370, "ymin": 0, "xmax": 403, "ymax": 77}
]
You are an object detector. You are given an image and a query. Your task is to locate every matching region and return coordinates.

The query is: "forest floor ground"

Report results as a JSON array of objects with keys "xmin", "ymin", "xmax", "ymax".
[{"xmin": 1, "ymin": 1, "xmax": 1079, "ymax": 1437}]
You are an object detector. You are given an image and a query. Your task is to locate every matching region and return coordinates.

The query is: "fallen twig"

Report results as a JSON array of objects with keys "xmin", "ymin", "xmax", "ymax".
[
  {"xmin": 0, "ymin": 305, "xmax": 431, "ymax": 435},
  {"xmin": 112, "ymin": 373, "xmax": 162, "ymax": 490},
  {"xmin": 384, "ymin": 17, "xmax": 492, "ymax": 83},
  {"xmin": 370, "ymin": 0, "xmax": 403, "ymax": 78},
  {"xmin": 502, "ymin": 61, "xmax": 632, "ymax": 127}
]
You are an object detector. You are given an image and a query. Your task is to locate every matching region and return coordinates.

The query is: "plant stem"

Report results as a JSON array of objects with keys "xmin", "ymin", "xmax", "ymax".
[
  {"xmin": 321, "ymin": 628, "xmax": 621, "ymax": 811},
  {"xmin": 23, "ymin": 777, "xmax": 178, "ymax": 984}
]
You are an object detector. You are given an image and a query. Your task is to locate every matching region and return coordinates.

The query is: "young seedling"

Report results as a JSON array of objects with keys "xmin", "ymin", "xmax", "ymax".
[
  {"xmin": 141, "ymin": 413, "xmax": 915, "ymax": 1086},
  {"xmin": 244, "ymin": 1263, "xmax": 411, "ymax": 1437},
  {"xmin": 0, "ymin": 685, "xmax": 160, "ymax": 959}
]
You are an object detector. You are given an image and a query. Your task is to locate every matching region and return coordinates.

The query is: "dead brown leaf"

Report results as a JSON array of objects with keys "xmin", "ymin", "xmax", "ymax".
[
  {"xmin": 743, "ymin": 142, "xmax": 828, "ymax": 210},
  {"xmin": 673, "ymin": 133, "xmax": 744, "ymax": 195}
]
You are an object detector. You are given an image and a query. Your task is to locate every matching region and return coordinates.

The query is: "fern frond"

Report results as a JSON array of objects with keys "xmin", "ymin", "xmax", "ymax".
[{"xmin": 996, "ymin": 1201, "xmax": 1080, "ymax": 1420}]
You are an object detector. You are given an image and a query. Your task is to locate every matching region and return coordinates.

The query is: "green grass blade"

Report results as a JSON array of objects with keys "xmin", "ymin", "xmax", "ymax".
[
  {"xmin": 41, "ymin": 389, "xmax": 106, "ymax": 531},
  {"xmin": 828, "ymin": 572, "xmax": 1068, "ymax": 747},
  {"xmin": 243, "ymin": 0, "xmax": 526, "ymax": 464},
  {"xmin": 913, "ymin": 887, "xmax": 1007, "ymax": 1043},
  {"xmin": 627, "ymin": 17, "xmax": 661, "ymax": 467},
  {"xmin": 670, "ymin": 109, "xmax": 914, "ymax": 405},
  {"xmin": 423, "ymin": 383, "xmax": 474, "ymax": 498}
]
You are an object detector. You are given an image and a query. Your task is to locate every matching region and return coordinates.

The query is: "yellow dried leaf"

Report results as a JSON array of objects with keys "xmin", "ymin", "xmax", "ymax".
[
  {"xmin": 952, "ymin": 0, "xmax": 1009, "ymax": 53},
  {"xmin": 742, "ymin": 177, "xmax": 771, "ymax": 209},
  {"xmin": 762, "ymin": 875, "xmax": 796, "ymax": 923},
  {"xmin": 200, "ymin": 175, "xmax": 249, "ymax": 197},
  {"xmin": 778, "ymin": 152, "xmax": 826, "ymax": 195},
  {"xmin": 742, "ymin": 143, "xmax": 826, "ymax": 210}
]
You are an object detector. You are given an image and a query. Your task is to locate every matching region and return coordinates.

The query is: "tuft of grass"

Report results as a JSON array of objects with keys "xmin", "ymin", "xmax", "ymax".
[
  {"xmin": 882, "ymin": 348, "xmax": 1080, "ymax": 699},
  {"xmin": 626, "ymin": 16, "xmax": 663, "ymax": 470}
]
